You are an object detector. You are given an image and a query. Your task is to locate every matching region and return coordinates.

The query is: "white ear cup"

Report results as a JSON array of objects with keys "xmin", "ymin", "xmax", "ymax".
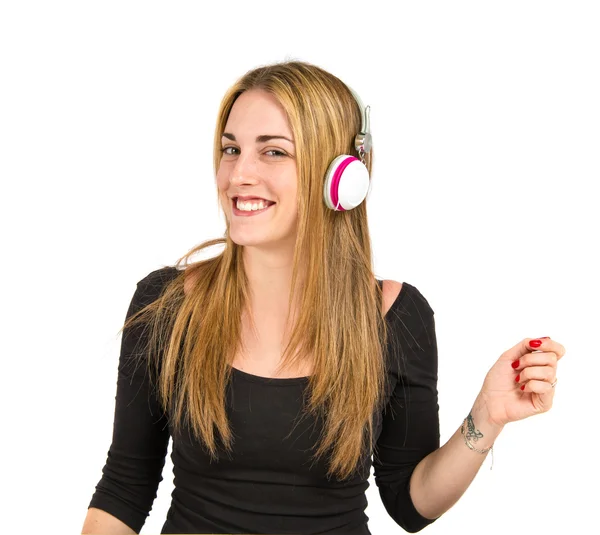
[
  {"xmin": 323, "ymin": 155, "xmax": 370, "ymax": 211},
  {"xmin": 323, "ymin": 86, "xmax": 372, "ymax": 211}
]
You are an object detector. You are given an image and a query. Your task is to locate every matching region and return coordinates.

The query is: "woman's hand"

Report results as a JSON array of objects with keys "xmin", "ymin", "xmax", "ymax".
[{"xmin": 476, "ymin": 337, "xmax": 567, "ymax": 428}]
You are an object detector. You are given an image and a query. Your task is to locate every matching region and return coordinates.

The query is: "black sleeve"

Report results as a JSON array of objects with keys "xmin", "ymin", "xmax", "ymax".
[
  {"xmin": 373, "ymin": 285, "xmax": 441, "ymax": 533},
  {"xmin": 88, "ymin": 269, "xmax": 175, "ymax": 533}
]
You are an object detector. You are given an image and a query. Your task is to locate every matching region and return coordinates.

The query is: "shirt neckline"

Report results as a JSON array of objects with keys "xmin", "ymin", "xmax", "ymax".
[{"xmin": 229, "ymin": 278, "xmax": 408, "ymax": 385}]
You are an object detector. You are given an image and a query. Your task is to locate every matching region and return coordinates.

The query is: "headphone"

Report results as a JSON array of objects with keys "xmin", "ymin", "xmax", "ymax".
[{"xmin": 323, "ymin": 87, "xmax": 372, "ymax": 211}]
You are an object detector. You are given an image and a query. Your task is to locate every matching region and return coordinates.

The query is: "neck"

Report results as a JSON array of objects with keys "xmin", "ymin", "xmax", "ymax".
[{"xmin": 241, "ymin": 244, "xmax": 305, "ymax": 318}]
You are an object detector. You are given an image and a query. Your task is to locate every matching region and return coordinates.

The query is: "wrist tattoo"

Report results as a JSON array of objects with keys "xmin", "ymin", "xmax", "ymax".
[
  {"xmin": 461, "ymin": 411, "xmax": 494, "ymax": 468},
  {"xmin": 464, "ymin": 412, "xmax": 484, "ymax": 443}
]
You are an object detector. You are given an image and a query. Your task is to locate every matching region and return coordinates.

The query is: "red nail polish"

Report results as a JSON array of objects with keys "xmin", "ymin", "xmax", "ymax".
[
  {"xmin": 511, "ymin": 360, "xmax": 520, "ymax": 369},
  {"xmin": 529, "ymin": 339, "xmax": 542, "ymax": 348},
  {"xmin": 515, "ymin": 374, "xmax": 520, "ymax": 382},
  {"xmin": 520, "ymin": 385, "xmax": 525, "ymax": 390}
]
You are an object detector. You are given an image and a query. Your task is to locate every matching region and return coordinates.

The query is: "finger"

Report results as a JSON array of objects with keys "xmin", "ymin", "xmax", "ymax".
[
  {"xmin": 515, "ymin": 365, "xmax": 556, "ymax": 386},
  {"xmin": 530, "ymin": 338, "xmax": 567, "ymax": 360},
  {"xmin": 554, "ymin": 341, "xmax": 567, "ymax": 360},
  {"xmin": 511, "ymin": 351, "xmax": 558, "ymax": 371},
  {"xmin": 504, "ymin": 337, "xmax": 552, "ymax": 361},
  {"xmin": 520, "ymin": 378, "xmax": 556, "ymax": 396},
  {"xmin": 505, "ymin": 337, "xmax": 566, "ymax": 365}
]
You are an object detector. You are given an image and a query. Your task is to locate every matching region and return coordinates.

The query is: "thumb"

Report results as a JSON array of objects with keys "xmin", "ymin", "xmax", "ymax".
[{"xmin": 501, "ymin": 337, "xmax": 550, "ymax": 362}]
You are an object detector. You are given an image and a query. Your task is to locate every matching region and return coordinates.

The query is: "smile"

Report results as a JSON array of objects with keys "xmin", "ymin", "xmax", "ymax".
[{"xmin": 232, "ymin": 198, "xmax": 275, "ymax": 217}]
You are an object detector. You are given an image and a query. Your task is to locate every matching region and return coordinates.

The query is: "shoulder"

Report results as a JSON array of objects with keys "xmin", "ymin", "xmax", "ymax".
[
  {"xmin": 135, "ymin": 266, "xmax": 180, "ymax": 303},
  {"xmin": 382, "ymin": 280, "xmax": 438, "ymax": 376},
  {"xmin": 183, "ymin": 267, "xmax": 199, "ymax": 296},
  {"xmin": 138, "ymin": 265, "xmax": 179, "ymax": 287},
  {"xmin": 381, "ymin": 279, "xmax": 404, "ymax": 317},
  {"xmin": 381, "ymin": 279, "xmax": 435, "ymax": 325}
]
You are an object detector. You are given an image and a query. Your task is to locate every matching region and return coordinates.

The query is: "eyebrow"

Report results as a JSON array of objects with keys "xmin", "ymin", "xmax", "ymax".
[{"xmin": 221, "ymin": 133, "xmax": 295, "ymax": 144}]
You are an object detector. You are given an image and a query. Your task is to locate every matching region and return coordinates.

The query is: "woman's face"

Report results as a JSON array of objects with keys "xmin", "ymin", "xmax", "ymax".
[{"xmin": 216, "ymin": 89, "xmax": 298, "ymax": 250}]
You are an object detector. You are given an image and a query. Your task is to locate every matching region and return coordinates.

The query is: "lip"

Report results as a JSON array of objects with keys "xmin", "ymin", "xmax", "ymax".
[
  {"xmin": 233, "ymin": 195, "xmax": 273, "ymax": 202},
  {"xmin": 232, "ymin": 198, "xmax": 275, "ymax": 217}
]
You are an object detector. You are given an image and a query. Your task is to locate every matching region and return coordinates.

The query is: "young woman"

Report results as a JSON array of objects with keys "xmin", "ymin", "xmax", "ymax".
[{"xmin": 82, "ymin": 60, "xmax": 566, "ymax": 535}]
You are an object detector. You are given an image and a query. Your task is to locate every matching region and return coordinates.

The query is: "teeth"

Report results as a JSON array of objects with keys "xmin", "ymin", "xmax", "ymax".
[{"xmin": 236, "ymin": 199, "xmax": 271, "ymax": 211}]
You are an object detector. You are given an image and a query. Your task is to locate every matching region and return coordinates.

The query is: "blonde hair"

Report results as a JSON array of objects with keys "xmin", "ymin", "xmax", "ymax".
[{"xmin": 122, "ymin": 60, "xmax": 389, "ymax": 481}]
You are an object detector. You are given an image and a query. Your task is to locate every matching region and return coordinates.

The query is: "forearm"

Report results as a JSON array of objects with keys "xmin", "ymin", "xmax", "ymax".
[
  {"xmin": 408, "ymin": 396, "xmax": 504, "ymax": 520},
  {"xmin": 81, "ymin": 508, "xmax": 136, "ymax": 535}
]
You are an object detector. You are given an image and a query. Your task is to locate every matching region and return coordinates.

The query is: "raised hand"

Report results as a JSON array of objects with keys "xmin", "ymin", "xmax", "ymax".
[{"xmin": 476, "ymin": 337, "xmax": 567, "ymax": 427}]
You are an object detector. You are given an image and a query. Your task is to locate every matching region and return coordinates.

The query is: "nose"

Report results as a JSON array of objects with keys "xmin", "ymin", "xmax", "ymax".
[{"xmin": 229, "ymin": 152, "xmax": 259, "ymax": 186}]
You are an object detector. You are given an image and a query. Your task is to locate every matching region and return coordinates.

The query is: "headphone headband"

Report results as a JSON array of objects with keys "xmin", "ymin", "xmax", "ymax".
[
  {"xmin": 322, "ymin": 83, "xmax": 373, "ymax": 211},
  {"xmin": 346, "ymin": 85, "xmax": 372, "ymax": 158}
]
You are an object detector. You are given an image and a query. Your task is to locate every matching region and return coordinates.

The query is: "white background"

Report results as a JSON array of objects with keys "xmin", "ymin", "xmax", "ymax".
[{"xmin": 2, "ymin": 1, "xmax": 598, "ymax": 534}]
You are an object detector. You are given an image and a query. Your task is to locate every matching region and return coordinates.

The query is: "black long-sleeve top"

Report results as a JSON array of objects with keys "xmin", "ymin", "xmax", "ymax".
[{"xmin": 88, "ymin": 266, "xmax": 440, "ymax": 534}]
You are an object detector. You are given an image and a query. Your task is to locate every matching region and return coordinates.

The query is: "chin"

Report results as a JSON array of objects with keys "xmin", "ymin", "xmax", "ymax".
[
  {"xmin": 228, "ymin": 230, "xmax": 272, "ymax": 247},
  {"xmin": 228, "ymin": 229, "xmax": 295, "ymax": 249}
]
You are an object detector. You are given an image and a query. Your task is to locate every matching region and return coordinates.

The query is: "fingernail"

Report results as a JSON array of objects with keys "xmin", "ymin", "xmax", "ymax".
[
  {"xmin": 511, "ymin": 359, "xmax": 520, "ymax": 369},
  {"xmin": 529, "ymin": 339, "xmax": 542, "ymax": 348},
  {"xmin": 515, "ymin": 374, "xmax": 520, "ymax": 382},
  {"xmin": 520, "ymin": 385, "xmax": 525, "ymax": 390}
]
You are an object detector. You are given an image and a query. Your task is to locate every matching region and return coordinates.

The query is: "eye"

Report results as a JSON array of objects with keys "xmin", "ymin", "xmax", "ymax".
[
  {"xmin": 265, "ymin": 149, "xmax": 287, "ymax": 158},
  {"xmin": 221, "ymin": 147, "xmax": 287, "ymax": 158}
]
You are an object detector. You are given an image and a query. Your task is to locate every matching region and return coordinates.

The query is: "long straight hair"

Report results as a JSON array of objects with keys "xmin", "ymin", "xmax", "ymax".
[{"xmin": 121, "ymin": 60, "xmax": 390, "ymax": 481}]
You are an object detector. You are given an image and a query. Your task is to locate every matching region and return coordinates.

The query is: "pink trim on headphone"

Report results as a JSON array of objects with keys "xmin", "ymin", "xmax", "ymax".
[{"xmin": 330, "ymin": 156, "xmax": 358, "ymax": 211}]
